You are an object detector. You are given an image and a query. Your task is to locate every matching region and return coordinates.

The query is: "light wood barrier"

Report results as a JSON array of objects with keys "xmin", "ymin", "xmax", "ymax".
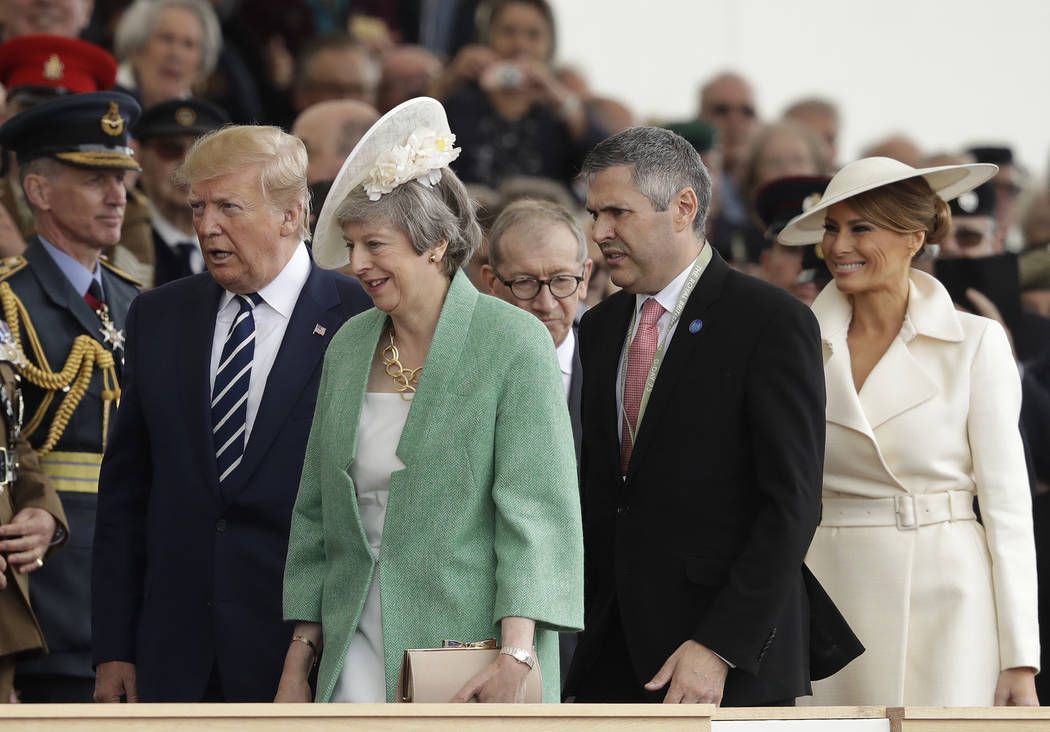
[
  {"xmin": 2, "ymin": 704, "xmax": 1050, "ymax": 730},
  {"xmin": 0, "ymin": 703, "xmax": 716, "ymax": 731},
  {"xmin": 887, "ymin": 706, "xmax": 1050, "ymax": 732}
]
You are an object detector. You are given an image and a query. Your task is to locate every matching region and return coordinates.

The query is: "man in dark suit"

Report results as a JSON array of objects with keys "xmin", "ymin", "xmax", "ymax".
[
  {"xmin": 91, "ymin": 125, "xmax": 370, "ymax": 702},
  {"xmin": 481, "ymin": 199, "xmax": 592, "ymax": 461},
  {"xmin": 0, "ymin": 91, "xmax": 143, "ymax": 703},
  {"xmin": 564, "ymin": 126, "xmax": 831, "ymax": 706}
]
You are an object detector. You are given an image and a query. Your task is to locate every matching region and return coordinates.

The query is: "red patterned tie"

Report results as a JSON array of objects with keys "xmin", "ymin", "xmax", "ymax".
[{"xmin": 621, "ymin": 298, "xmax": 665, "ymax": 474}]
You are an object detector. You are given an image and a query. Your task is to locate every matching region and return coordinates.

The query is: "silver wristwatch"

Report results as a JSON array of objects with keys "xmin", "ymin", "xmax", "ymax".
[{"xmin": 499, "ymin": 646, "xmax": 535, "ymax": 669}]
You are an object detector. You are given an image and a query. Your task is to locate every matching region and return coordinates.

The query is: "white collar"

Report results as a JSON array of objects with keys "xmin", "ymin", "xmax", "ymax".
[
  {"xmin": 555, "ymin": 325, "xmax": 575, "ymax": 377},
  {"xmin": 149, "ymin": 201, "xmax": 197, "ymax": 248},
  {"xmin": 218, "ymin": 242, "xmax": 311, "ymax": 318},
  {"xmin": 633, "ymin": 246, "xmax": 706, "ymax": 317}
]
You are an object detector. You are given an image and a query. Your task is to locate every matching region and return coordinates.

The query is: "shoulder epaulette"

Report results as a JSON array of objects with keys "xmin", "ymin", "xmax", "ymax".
[
  {"xmin": 0, "ymin": 255, "xmax": 28, "ymax": 282},
  {"xmin": 98, "ymin": 257, "xmax": 142, "ymax": 287}
]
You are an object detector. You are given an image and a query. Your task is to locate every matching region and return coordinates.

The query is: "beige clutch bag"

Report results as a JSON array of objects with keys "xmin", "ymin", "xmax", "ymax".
[{"xmin": 396, "ymin": 639, "xmax": 542, "ymax": 703}]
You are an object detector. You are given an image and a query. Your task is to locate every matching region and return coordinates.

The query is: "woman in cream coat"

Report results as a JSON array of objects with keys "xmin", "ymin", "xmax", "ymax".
[
  {"xmin": 275, "ymin": 99, "xmax": 583, "ymax": 703},
  {"xmin": 779, "ymin": 157, "xmax": 1040, "ymax": 706}
]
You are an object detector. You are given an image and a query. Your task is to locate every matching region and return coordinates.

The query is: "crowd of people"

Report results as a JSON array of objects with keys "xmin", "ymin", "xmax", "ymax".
[{"xmin": 0, "ymin": 0, "xmax": 1049, "ymax": 710}]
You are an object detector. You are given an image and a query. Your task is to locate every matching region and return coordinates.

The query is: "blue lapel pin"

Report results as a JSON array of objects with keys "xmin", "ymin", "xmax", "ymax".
[{"xmin": 688, "ymin": 319, "xmax": 703, "ymax": 334}]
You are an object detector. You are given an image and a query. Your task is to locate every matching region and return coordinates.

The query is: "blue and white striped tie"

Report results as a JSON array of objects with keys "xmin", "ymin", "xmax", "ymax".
[{"xmin": 212, "ymin": 293, "xmax": 262, "ymax": 485}]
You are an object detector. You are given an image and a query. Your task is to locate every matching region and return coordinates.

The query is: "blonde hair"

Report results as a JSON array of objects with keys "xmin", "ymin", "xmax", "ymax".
[
  {"xmin": 848, "ymin": 177, "xmax": 952, "ymax": 247},
  {"xmin": 176, "ymin": 125, "xmax": 311, "ymax": 240}
]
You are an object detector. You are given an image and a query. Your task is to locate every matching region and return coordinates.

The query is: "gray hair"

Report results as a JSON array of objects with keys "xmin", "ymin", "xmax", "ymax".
[
  {"xmin": 579, "ymin": 126, "xmax": 712, "ymax": 235},
  {"xmin": 114, "ymin": 0, "xmax": 223, "ymax": 78},
  {"xmin": 488, "ymin": 199, "xmax": 586, "ymax": 270},
  {"xmin": 335, "ymin": 168, "xmax": 481, "ymax": 277}
]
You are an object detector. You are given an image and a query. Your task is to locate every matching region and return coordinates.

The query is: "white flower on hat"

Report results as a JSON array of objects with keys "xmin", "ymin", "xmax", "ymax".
[{"xmin": 364, "ymin": 127, "xmax": 461, "ymax": 201}]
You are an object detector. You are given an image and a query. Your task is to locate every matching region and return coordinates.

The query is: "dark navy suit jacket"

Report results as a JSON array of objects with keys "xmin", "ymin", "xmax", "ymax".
[{"xmin": 92, "ymin": 262, "xmax": 369, "ymax": 702}]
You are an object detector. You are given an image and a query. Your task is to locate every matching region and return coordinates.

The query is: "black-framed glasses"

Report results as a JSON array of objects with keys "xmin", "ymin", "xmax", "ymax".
[{"xmin": 492, "ymin": 269, "xmax": 585, "ymax": 300}]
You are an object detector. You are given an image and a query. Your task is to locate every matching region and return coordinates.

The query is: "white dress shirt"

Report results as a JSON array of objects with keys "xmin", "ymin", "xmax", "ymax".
[
  {"xmin": 616, "ymin": 246, "xmax": 711, "ymax": 441},
  {"xmin": 556, "ymin": 326, "xmax": 575, "ymax": 399},
  {"xmin": 208, "ymin": 242, "xmax": 311, "ymax": 442}
]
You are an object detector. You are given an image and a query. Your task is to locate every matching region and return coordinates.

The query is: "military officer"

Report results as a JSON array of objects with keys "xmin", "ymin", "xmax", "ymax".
[
  {"xmin": 0, "ymin": 90, "xmax": 141, "ymax": 702},
  {"xmin": 0, "ymin": 35, "xmax": 154, "ymax": 275},
  {"xmin": 131, "ymin": 97, "xmax": 229, "ymax": 288},
  {"xmin": 0, "ymin": 319, "xmax": 69, "ymax": 703}
]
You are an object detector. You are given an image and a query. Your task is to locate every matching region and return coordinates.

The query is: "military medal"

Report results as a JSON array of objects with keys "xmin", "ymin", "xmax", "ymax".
[
  {"xmin": 98, "ymin": 304, "xmax": 125, "ymax": 351},
  {"xmin": 0, "ymin": 320, "xmax": 26, "ymax": 367}
]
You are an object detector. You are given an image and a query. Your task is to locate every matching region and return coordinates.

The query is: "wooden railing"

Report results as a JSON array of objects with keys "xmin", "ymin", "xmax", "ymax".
[{"xmin": 2, "ymin": 703, "xmax": 1049, "ymax": 730}]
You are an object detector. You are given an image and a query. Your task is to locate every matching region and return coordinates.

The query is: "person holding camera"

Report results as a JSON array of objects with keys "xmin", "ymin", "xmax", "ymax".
[{"xmin": 430, "ymin": 0, "xmax": 607, "ymax": 192}]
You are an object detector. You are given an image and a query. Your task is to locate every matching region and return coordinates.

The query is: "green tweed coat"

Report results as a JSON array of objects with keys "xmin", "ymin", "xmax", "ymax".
[{"xmin": 283, "ymin": 270, "xmax": 584, "ymax": 703}]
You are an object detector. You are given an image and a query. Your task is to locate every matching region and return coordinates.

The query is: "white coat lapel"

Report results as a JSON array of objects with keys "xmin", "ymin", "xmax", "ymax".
[
  {"xmin": 857, "ymin": 321, "xmax": 938, "ymax": 430},
  {"xmin": 814, "ymin": 283, "xmax": 875, "ymax": 439}
]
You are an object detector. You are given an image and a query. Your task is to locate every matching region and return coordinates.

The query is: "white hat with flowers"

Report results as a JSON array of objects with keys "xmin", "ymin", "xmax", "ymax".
[{"xmin": 311, "ymin": 96, "xmax": 461, "ymax": 269}]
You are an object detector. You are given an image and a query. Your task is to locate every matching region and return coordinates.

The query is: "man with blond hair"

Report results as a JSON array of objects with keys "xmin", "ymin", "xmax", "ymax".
[{"xmin": 92, "ymin": 125, "xmax": 369, "ymax": 702}]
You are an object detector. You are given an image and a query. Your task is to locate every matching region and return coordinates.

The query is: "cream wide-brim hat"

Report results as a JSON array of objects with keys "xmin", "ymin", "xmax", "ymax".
[
  {"xmin": 311, "ymin": 96, "xmax": 457, "ymax": 270},
  {"xmin": 777, "ymin": 156, "xmax": 998, "ymax": 246}
]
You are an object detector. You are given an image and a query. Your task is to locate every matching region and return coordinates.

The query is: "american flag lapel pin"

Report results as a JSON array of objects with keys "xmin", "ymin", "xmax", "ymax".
[{"xmin": 313, "ymin": 324, "xmax": 327, "ymax": 336}]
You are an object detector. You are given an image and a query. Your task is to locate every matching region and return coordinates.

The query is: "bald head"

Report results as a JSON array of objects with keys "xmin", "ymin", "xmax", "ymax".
[
  {"xmin": 378, "ymin": 45, "xmax": 442, "ymax": 113},
  {"xmin": 292, "ymin": 100, "xmax": 379, "ymax": 184},
  {"xmin": 698, "ymin": 71, "xmax": 757, "ymax": 173}
]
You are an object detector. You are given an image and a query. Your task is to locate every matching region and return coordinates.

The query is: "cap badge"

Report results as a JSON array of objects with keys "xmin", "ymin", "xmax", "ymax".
[
  {"xmin": 802, "ymin": 193, "xmax": 822, "ymax": 212},
  {"xmin": 958, "ymin": 190, "xmax": 979, "ymax": 214},
  {"xmin": 101, "ymin": 102, "xmax": 125, "ymax": 137},
  {"xmin": 174, "ymin": 107, "xmax": 197, "ymax": 127},
  {"xmin": 43, "ymin": 54, "xmax": 65, "ymax": 81}
]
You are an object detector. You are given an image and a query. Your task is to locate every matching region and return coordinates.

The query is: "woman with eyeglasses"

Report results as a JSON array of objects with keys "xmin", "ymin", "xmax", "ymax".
[{"xmin": 276, "ymin": 98, "xmax": 583, "ymax": 704}]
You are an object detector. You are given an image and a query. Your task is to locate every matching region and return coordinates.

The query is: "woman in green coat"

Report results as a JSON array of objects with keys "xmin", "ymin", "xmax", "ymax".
[{"xmin": 275, "ymin": 98, "xmax": 583, "ymax": 704}]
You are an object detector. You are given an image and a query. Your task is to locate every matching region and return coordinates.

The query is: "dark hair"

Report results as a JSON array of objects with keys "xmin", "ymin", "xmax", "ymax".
[
  {"xmin": 481, "ymin": 0, "xmax": 556, "ymax": 59},
  {"xmin": 579, "ymin": 126, "xmax": 712, "ymax": 235},
  {"xmin": 335, "ymin": 168, "xmax": 482, "ymax": 277}
]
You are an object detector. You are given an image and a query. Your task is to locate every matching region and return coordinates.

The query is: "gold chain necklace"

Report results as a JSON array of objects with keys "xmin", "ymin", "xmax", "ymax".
[{"xmin": 381, "ymin": 330, "xmax": 422, "ymax": 400}]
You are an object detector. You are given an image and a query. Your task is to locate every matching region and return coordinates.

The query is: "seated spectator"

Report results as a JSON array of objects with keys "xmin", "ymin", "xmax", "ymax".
[
  {"xmin": 292, "ymin": 100, "xmax": 379, "ymax": 186},
  {"xmin": 1023, "ymin": 192, "xmax": 1050, "ymax": 252},
  {"xmin": 434, "ymin": 0, "xmax": 607, "ymax": 191},
  {"xmin": 696, "ymin": 71, "xmax": 759, "ymax": 228},
  {"xmin": 292, "ymin": 35, "xmax": 379, "ymax": 115},
  {"xmin": 860, "ymin": 133, "xmax": 923, "ymax": 167},
  {"xmin": 125, "ymin": 97, "xmax": 229, "ymax": 288},
  {"xmin": 752, "ymin": 175, "xmax": 832, "ymax": 306},
  {"xmin": 0, "ymin": 0, "xmax": 92, "ymax": 39},
  {"xmin": 782, "ymin": 97, "xmax": 840, "ymax": 170},
  {"xmin": 377, "ymin": 44, "xmax": 442, "ymax": 114},
  {"xmin": 969, "ymin": 145, "xmax": 1026, "ymax": 251},
  {"xmin": 113, "ymin": 0, "xmax": 222, "ymax": 108}
]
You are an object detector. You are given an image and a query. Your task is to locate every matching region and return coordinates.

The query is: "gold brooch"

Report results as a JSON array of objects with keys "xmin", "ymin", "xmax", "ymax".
[
  {"xmin": 43, "ymin": 54, "xmax": 64, "ymax": 81},
  {"xmin": 101, "ymin": 102, "xmax": 124, "ymax": 137},
  {"xmin": 174, "ymin": 107, "xmax": 197, "ymax": 127}
]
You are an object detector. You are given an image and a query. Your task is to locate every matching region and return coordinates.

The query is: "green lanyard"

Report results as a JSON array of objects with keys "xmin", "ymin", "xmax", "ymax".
[{"xmin": 620, "ymin": 247, "xmax": 710, "ymax": 448}]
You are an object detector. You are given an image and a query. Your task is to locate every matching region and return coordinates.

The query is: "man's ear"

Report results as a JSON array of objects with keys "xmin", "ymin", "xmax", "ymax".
[
  {"xmin": 23, "ymin": 174, "xmax": 53, "ymax": 212},
  {"xmin": 578, "ymin": 258, "xmax": 593, "ymax": 301},
  {"xmin": 280, "ymin": 202, "xmax": 304, "ymax": 237},
  {"xmin": 480, "ymin": 263, "xmax": 500, "ymax": 295},
  {"xmin": 671, "ymin": 187, "xmax": 699, "ymax": 234}
]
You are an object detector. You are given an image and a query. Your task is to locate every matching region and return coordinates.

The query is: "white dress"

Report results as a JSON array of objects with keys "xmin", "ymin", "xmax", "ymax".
[{"xmin": 330, "ymin": 392, "xmax": 411, "ymax": 703}]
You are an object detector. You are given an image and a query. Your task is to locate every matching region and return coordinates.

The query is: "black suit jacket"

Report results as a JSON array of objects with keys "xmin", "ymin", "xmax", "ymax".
[
  {"xmin": 566, "ymin": 249, "xmax": 833, "ymax": 705},
  {"xmin": 567, "ymin": 318, "xmax": 583, "ymax": 463},
  {"xmin": 91, "ymin": 262, "xmax": 369, "ymax": 701}
]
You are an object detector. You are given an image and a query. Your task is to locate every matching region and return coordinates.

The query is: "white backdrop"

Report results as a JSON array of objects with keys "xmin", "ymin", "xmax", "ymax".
[{"xmin": 549, "ymin": 0, "xmax": 1050, "ymax": 180}]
